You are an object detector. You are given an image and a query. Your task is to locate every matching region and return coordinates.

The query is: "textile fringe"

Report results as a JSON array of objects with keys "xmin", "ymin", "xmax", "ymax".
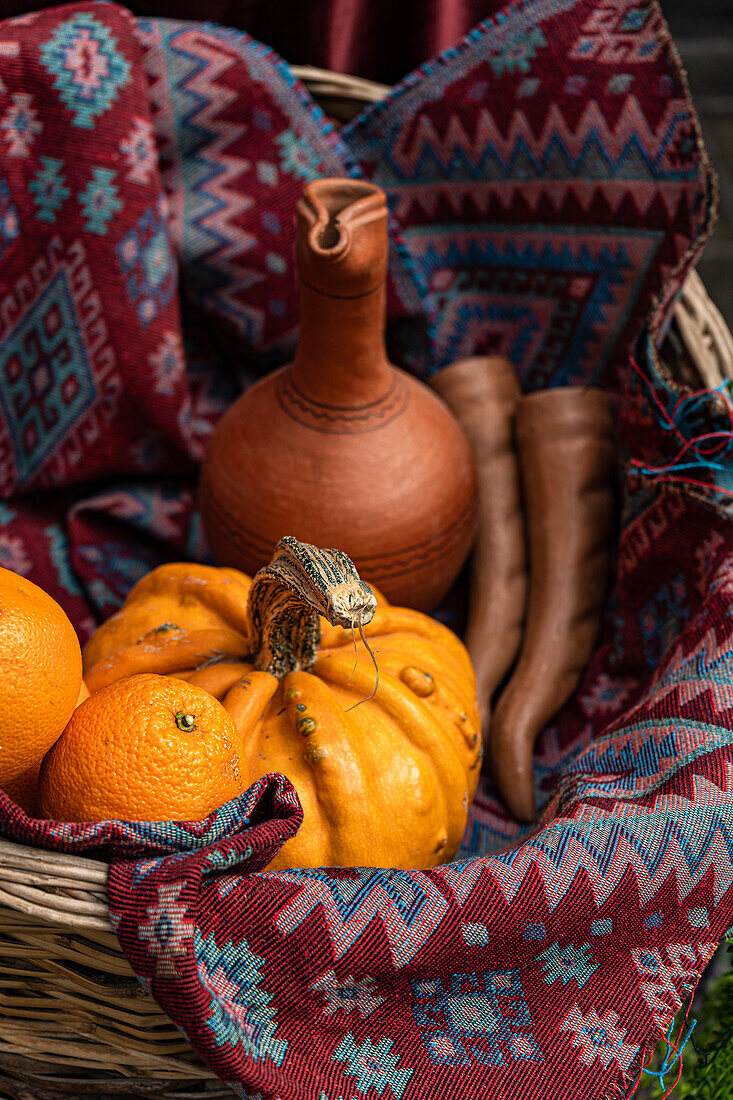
[{"xmin": 628, "ymin": 359, "xmax": 733, "ymax": 499}]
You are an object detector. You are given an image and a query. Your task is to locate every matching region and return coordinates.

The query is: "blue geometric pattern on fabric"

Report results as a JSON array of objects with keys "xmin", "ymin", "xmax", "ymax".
[
  {"xmin": 488, "ymin": 25, "xmax": 547, "ymax": 77},
  {"xmin": 116, "ymin": 202, "xmax": 176, "ymax": 326},
  {"xmin": 332, "ymin": 1033, "xmax": 413, "ymax": 1098},
  {"xmin": 39, "ymin": 13, "xmax": 131, "ymax": 129},
  {"xmin": 310, "ymin": 970, "xmax": 384, "ymax": 1018},
  {"xmin": 78, "ymin": 167, "xmax": 122, "ymax": 234},
  {"xmin": 537, "ymin": 942, "xmax": 598, "ymax": 987},
  {"xmin": 138, "ymin": 880, "xmax": 195, "ymax": 979},
  {"xmin": 0, "ymin": 271, "xmax": 96, "ymax": 483},
  {"xmin": 274, "ymin": 129, "xmax": 324, "ymax": 181},
  {"xmin": 152, "ymin": 18, "xmax": 358, "ymax": 360},
  {"xmin": 439, "ymin": 713, "xmax": 733, "ymax": 914},
  {"xmin": 195, "ymin": 930, "xmax": 288, "ymax": 1064},
  {"xmin": 631, "ymin": 941, "xmax": 718, "ymax": 1029},
  {"xmin": 402, "ymin": 230, "xmax": 658, "ymax": 382},
  {"xmin": 0, "ymin": 176, "xmax": 19, "ymax": 258},
  {"xmin": 44, "ymin": 526, "xmax": 83, "ymax": 596},
  {"xmin": 28, "ymin": 157, "xmax": 70, "ymax": 224},
  {"xmin": 74, "ymin": 534, "xmax": 160, "ymax": 615},
  {"xmin": 369, "ymin": 113, "xmax": 696, "ymax": 186},
  {"xmin": 639, "ymin": 573, "xmax": 690, "ymax": 669},
  {"xmin": 560, "ymin": 1005, "xmax": 639, "ymax": 1072},
  {"xmin": 523, "ymin": 922, "xmax": 547, "ymax": 942},
  {"xmin": 265, "ymin": 867, "xmax": 449, "ymax": 966},
  {"xmin": 0, "ymin": 773, "xmax": 299, "ymax": 858},
  {"xmin": 341, "ymin": 0, "xmax": 701, "ymax": 384},
  {"xmin": 412, "ymin": 971, "xmax": 542, "ymax": 1066}
]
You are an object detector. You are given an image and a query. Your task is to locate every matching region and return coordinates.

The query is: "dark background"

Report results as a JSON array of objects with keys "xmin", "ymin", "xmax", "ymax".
[
  {"xmin": 665, "ymin": 0, "xmax": 733, "ymax": 327},
  {"xmin": 2, "ymin": 0, "xmax": 731, "ymax": 321}
]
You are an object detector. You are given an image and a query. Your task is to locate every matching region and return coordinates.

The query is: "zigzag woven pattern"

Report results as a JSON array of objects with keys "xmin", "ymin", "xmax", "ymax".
[{"xmin": 0, "ymin": 1, "xmax": 730, "ymax": 1097}]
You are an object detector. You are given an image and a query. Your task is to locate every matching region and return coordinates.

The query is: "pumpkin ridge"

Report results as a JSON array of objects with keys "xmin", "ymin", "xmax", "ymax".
[
  {"xmin": 278, "ymin": 671, "xmax": 391, "ymax": 869},
  {"xmin": 314, "ymin": 653, "xmax": 473, "ymax": 858}
]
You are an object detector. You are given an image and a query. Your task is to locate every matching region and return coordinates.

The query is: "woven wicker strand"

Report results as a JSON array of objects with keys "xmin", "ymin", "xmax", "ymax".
[
  {"xmin": 1, "ymin": 68, "xmax": 731, "ymax": 1100},
  {"xmin": 674, "ymin": 267, "xmax": 733, "ymax": 385}
]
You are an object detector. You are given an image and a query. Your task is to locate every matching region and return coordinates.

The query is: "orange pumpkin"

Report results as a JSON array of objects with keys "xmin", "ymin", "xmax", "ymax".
[
  {"xmin": 83, "ymin": 539, "xmax": 481, "ymax": 869},
  {"xmin": 82, "ymin": 562, "xmax": 253, "ymax": 687}
]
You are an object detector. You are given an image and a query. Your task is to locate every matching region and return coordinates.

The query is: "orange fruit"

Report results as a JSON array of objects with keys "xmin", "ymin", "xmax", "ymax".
[
  {"xmin": 0, "ymin": 567, "xmax": 82, "ymax": 788},
  {"xmin": 38, "ymin": 674, "xmax": 247, "ymax": 822},
  {"xmin": 4, "ymin": 683, "xmax": 90, "ymax": 816}
]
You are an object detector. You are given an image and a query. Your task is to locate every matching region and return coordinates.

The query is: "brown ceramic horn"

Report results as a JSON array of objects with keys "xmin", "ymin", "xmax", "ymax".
[
  {"xmin": 199, "ymin": 178, "xmax": 477, "ymax": 611},
  {"xmin": 430, "ymin": 357, "xmax": 525, "ymax": 739},
  {"xmin": 490, "ymin": 387, "xmax": 615, "ymax": 822}
]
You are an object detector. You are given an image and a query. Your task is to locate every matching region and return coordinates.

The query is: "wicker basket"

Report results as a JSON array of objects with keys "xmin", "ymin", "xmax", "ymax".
[{"xmin": 0, "ymin": 68, "xmax": 731, "ymax": 1100}]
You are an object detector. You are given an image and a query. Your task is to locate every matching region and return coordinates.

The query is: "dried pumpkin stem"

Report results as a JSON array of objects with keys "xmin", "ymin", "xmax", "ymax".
[{"xmin": 247, "ymin": 536, "xmax": 377, "ymax": 678}]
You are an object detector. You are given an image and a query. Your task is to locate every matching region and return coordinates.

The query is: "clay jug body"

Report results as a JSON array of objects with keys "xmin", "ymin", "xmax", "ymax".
[{"xmin": 199, "ymin": 179, "xmax": 477, "ymax": 611}]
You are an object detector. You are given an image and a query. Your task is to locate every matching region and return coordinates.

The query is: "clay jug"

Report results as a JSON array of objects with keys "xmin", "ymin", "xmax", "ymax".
[{"xmin": 199, "ymin": 178, "xmax": 477, "ymax": 611}]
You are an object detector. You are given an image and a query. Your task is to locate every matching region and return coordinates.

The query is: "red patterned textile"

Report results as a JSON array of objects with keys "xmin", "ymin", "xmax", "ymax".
[{"xmin": 0, "ymin": 2, "xmax": 731, "ymax": 1097}]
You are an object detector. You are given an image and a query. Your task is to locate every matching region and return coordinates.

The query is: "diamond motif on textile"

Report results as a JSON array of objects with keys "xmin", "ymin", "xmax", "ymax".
[
  {"xmin": 402, "ymin": 230, "xmax": 654, "ymax": 385},
  {"xmin": 538, "ymin": 941, "xmax": 598, "ymax": 987},
  {"xmin": 0, "ymin": 270, "xmax": 95, "ymax": 483},
  {"xmin": 275, "ymin": 129, "xmax": 324, "ymax": 182},
  {"xmin": 119, "ymin": 116, "xmax": 157, "ymax": 184},
  {"xmin": 579, "ymin": 672, "xmax": 636, "ymax": 718},
  {"xmin": 332, "ymin": 1033, "xmax": 413, "ymax": 1098},
  {"xmin": 149, "ymin": 331, "xmax": 185, "ymax": 395},
  {"xmin": 116, "ymin": 200, "xmax": 176, "ymax": 327},
  {"xmin": 0, "ymin": 235, "xmax": 119, "ymax": 494},
  {"xmin": 0, "ymin": 176, "xmax": 19, "ymax": 259},
  {"xmin": 39, "ymin": 13, "xmax": 131, "ymax": 129},
  {"xmin": 78, "ymin": 167, "xmax": 122, "ymax": 234},
  {"xmin": 632, "ymin": 942, "xmax": 718, "ymax": 1029},
  {"xmin": 488, "ymin": 26, "xmax": 547, "ymax": 76},
  {"xmin": 412, "ymin": 971, "xmax": 542, "ymax": 1067},
  {"xmin": 567, "ymin": 0, "xmax": 660, "ymax": 62},
  {"xmin": 28, "ymin": 157, "xmax": 69, "ymax": 224},
  {"xmin": 1, "ymin": 92, "xmax": 41, "ymax": 156},
  {"xmin": 310, "ymin": 970, "xmax": 384, "ymax": 1018},
  {"xmin": 138, "ymin": 880, "xmax": 195, "ymax": 979},
  {"xmin": 195, "ymin": 930, "xmax": 288, "ymax": 1065},
  {"xmin": 560, "ymin": 1005, "xmax": 639, "ymax": 1072}
]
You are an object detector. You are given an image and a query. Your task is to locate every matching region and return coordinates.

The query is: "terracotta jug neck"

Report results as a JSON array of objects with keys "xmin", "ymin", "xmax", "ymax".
[
  {"xmin": 289, "ymin": 178, "xmax": 393, "ymax": 407},
  {"xmin": 290, "ymin": 281, "xmax": 392, "ymax": 406}
]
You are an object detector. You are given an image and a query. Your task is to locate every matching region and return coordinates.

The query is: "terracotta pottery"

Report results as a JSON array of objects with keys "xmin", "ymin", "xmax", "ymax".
[
  {"xmin": 489, "ymin": 386, "xmax": 616, "ymax": 822},
  {"xmin": 430, "ymin": 357, "xmax": 525, "ymax": 741},
  {"xmin": 199, "ymin": 178, "xmax": 477, "ymax": 611}
]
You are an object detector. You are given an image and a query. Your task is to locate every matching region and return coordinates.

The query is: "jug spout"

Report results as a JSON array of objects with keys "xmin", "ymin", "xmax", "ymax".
[{"xmin": 296, "ymin": 178, "xmax": 388, "ymax": 295}]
